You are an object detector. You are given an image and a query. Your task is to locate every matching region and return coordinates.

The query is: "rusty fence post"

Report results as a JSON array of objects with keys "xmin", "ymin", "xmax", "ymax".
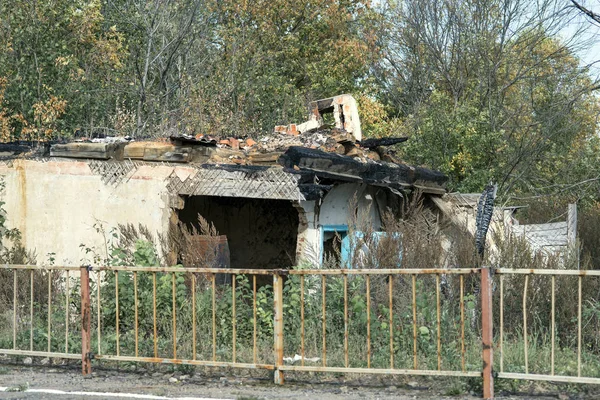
[
  {"xmin": 481, "ymin": 266, "xmax": 494, "ymax": 399},
  {"xmin": 81, "ymin": 266, "xmax": 92, "ymax": 376},
  {"xmin": 273, "ymin": 271, "xmax": 285, "ymax": 384}
]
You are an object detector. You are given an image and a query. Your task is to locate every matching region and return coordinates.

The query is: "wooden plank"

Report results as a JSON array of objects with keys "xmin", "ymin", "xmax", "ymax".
[
  {"xmin": 512, "ymin": 222, "xmax": 567, "ymax": 233},
  {"xmin": 123, "ymin": 142, "xmax": 147, "ymax": 159},
  {"xmin": 248, "ymin": 152, "xmax": 283, "ymax": 164},
  {"xmin": 189, "ymin": 147, "xmax": 215, "ymax": 163},
  {"xmin": 143, "ymin": 144, "xmax": 190, "ymax": 162},
  {"xmin": 568, "ymin": 203, "xmax": 577, "ymax": 244},
  {"xmin": 521, "ymin": 236, "xmax": 568, "ymax": 247},
  {"xmin": 50, "ymin": 143, "xmax": 112, "ymax": 159}
]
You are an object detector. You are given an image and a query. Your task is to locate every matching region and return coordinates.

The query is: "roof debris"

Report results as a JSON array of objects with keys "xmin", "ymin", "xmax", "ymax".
[{"xmin": 0, "ymin": 94, "xmax": 448, "ymax": 194}]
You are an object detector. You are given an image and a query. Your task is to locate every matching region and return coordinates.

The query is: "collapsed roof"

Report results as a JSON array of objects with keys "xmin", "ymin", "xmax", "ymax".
[{"xmin": 0, "ymin": 94, "xmax": 448, "ymax": 199}]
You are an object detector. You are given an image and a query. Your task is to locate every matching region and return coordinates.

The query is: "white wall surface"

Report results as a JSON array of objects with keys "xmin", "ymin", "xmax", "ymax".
[
  {"xmin": 318, "ymin": 183, "xmax": 381, "ymax": 229},
  {"xmin": 0, "ymin": 159, "xmax": 173, "ymax": 265}
]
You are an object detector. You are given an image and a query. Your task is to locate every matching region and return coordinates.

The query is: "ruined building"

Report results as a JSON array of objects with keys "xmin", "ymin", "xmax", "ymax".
[{"xmin": 0, "ymin": 95, "xmax": 447, "ymax": 268}]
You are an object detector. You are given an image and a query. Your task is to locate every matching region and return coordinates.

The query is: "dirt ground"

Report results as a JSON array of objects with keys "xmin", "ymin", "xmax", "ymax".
[{"xmin": 0, "ymin": 360, "xmax": 597, "ymax": 399}]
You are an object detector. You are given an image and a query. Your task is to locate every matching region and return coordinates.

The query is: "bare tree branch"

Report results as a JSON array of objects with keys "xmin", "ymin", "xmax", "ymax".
[{"xmin": 570, "ymin": 0, "xmax": 600, "ymax": 24}]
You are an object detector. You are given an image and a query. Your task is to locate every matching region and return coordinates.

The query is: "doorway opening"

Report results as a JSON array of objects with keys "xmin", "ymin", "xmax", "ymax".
[{"xmin": 178, "ymin": 196, "xmax": 299, "ymax": 270}]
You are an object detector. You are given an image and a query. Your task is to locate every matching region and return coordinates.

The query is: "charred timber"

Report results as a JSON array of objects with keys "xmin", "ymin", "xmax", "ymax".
[
  {"xmin": 280, "ymin": 146, "xmax": 447, "ymax": 188},
  {"xmin": 358, "ymin": 137, "xmax": 408, "ymax": 148},
  {"xmin": 170, "ymin": 134, "xmax": 217, "ymax": 146}
]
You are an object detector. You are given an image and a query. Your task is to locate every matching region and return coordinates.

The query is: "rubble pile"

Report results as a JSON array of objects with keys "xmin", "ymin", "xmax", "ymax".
[{"xmin": 182, "ymin": 127, "xmax": 396, "ymax": 166}]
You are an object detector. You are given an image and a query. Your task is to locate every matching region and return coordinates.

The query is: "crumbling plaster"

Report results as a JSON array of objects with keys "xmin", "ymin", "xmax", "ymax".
[
  {"xmin": 1, "ymin": 159, "xmax": 390, "ymax": 268},
  {"xmin": 0, "ymin": 159, "xmax": 172, "ymax": 265},
  {"xmin": 294, "ymin": 183, "xmax": 384, "ymax": 266}
]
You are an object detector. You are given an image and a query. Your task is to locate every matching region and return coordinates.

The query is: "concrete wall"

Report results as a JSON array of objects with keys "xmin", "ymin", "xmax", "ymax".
[
  {"xmin": 319, "ymin": 183, "xmax": 381, "ymax": 229},
  {"xmin": 295, "ymin": 200, "xmax": 320, "ymax": 266},
  {"xmin": 0, "ymin": 159, "xmax": 173, "ymax": 265},
  {"xmin": 0, "ymin": 160, "xmax": 387, "ymax": 268}
]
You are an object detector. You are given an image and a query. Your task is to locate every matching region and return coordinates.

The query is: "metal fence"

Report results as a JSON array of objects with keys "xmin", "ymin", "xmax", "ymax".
[
  {"xmin": 0, "ymin": 265, "xmax": 81, "ymax": 362},
  {"xmin": 496, "ymin": 268, "xmax": 600, "ymax": 385},
  {"xmin": 2, "ymin": 264, "xmax": 600, "ymax": 399}
]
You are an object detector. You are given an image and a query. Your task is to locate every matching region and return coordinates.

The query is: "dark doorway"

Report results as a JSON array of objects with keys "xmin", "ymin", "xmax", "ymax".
[{"xmin": 179, "ymin": 196, "xmax": 299, "ymax": 269}]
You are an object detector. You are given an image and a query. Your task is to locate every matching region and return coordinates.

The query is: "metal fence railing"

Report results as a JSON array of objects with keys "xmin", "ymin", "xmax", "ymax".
[
  {"xmin": 495, "ymin": 268, "xmax": 600, "ymax": 385},
  {"xmin": 88, "ymin": 266, "xmax": 279, "ymax": 374},
  {"xmin": 0, "ymin": 265, "xmax": 82, "ymax": 361},
  {"xmin": 3, "ymin": 264, "xmax": 600, "ymax": 398},
  {"xmin": 278, "ymin": 268, "xmax": 483, "ymax": 380}
]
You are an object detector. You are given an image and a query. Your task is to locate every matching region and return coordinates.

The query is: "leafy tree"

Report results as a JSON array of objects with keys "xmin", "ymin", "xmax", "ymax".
[
  {"xmin": 373, "ymin": 0, "xmax": 600, "ymax": 195},
  {"xmin": 0, "ymin": 0, "xmax": 125, "ymax": 140},
  {"xmin": 181, "ymin": 0, "xmax": 377, "ymax": 137}
]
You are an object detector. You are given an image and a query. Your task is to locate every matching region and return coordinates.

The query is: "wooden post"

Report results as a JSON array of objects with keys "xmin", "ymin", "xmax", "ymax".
[
  {"xmin": 81, "ymin": 266, "xmax": 92, "ymax": 376},
  {"xmin": 481, "ymin": 266, "xmax": 494, "ymax": 399},
  {"xmin": 567, "ymin": 203, "xmax": 577, "ymax": 245},
  {"xmin": 273, "ymin": 272, "xmax": 284, "ymax": 384}
]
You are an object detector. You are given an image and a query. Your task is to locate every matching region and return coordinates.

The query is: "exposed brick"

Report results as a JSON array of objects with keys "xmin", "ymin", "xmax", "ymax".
[
  {"xmin": 246, "ymin": 138, "xmax": 257, "ymax": 147},
  {"xmin": 287, "ymin": 124, "xmax": 298, "ymax": 136},
  {"xmin": 219, "ymin": 139, "xmax": 230, "ymax": 146},
  {"xmin": 229, "ymin": 137, "xmax": 240, "ymax": 150},
  {"xmin": 274, "ymin": 125, "xmax": 287, "ymax": 133}
]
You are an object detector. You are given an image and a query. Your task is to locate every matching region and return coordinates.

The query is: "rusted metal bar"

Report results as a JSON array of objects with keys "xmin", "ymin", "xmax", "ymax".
[
  {"xmin": 500, "ymin": 274, "xmax": 504, "ymax": 373},
  {"xmin": 153, "ymin": 272, "xmax": 157, "ymax": 358},
  {"xmin": 2, "ymin": 265, "xmax": 80, "ymax": 271},
  {"xmin": 412, "ymin": 274, "xmax": 417, "ymax": 370},
  {"xmin": 79, "ymin": 266, "xmax": 481, "ymax": 275},
  {"xmin": 192, "ymin": 273, "xmax": 196, "ymax": 361},
  {"xmin": 344, "ymin": 275, "xmax": 349, "ymax": 368},
  {"xmin": 322, "ymin": 275, "xmax": 327, "ymax": 367},
  {"xmin": 460, "ymin": 275, "xmax": 465, "ymax": 372},
  {"xmin": 115, "ymin": 270, "xmax": 119, "ymax": 357},
  {"xmin": 366, "ymin": 274, "xmax": 371, "ymax": 369},
  {"xmin": 523, "ymin": 274, "xmax": 529, "ymax": 374},
  {"xmin": 81, "ymin": 266, "xmax": 92, "ymax": 376},
  {"xmin": 47, "ymin": 271, "xmax": 51, "ymax": 353},
  {"xmin": 232, "ymin": 274, "xmax": 236, "ymax": 364},
  {"xmin": 30, "ymin": 269, "xmax": 33, "ymax": 351},
  {"xmin": 97, "ymin": 270, "xmax": 101, "ymax": 355},
  {"xmin": 253, "ymin": 275, "xmax": 257, "ymax": 365},
  {"xmin": 212, "ymin": 274, "xmax": 216, "ymax": 362},
  {"xmin": 497, "ymin": 268, "xmax": 600, "ymax": 276},
  {"xmin": 172, "ymin": 272, "xmax": 177, "ymax": 360},
  {"xmin": 94, "ymin": 354, "xmax": 275, "ymax": 370},
  {"xmin": 273, "ymin": 273, "xmax": 284, "ymax": 384},
  {"xmin": 551, "ymin": 275, "xmax": 555, "ymax": 376},
  {"xmin": 578, "ymin": 275, "xmax": 582, "ymax": 377},
  {"xmin": 279, "ymin": 365, "xmax": 480, "ymax": 377},
  {"xmin": 288, "ymin": 268, "xmax": 480, "ymax": 275},
  {"xmin": 13, "ymin": 269, "xmax": 17, "ymax": 350},
  {"xmin": 300, "ymin": 275, "xmax": 305, "ymax": 367},
  {"xmin": 497, "ymin": 372, "xmax": 600, "ymax": 384},
  {"xmin": 436, "ymin": 274, "xmax": 441, "ymax": 371},
  {"xmin": 389, "ymin": 274, "xmax": 394, "ymax": 369},
  {"xmin": 134, "ymin": 271, "xmax": 138, "ymax": 358},
  {"xmin": 65, "ymin": 270, "xmax": 70, "ymax": 354},
  {"xmin": 0, "ymin": 349, "xmax": 81, "ymax": 359},
  {"xmin": 481, "ymin": 266, "xmax": 494, "ymax": 400},
  {"xmin": 0, "ymin": 265, "xmax": 482, "ymax": 274},
  {"xmin": 92, "ymin": 266, "xmax": 279, "ymax": 274}
]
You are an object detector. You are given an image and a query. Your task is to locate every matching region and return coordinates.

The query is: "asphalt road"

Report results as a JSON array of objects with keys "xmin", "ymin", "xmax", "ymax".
[{"xmin": 0, "ymin": 361, "xmax": 596, "ymax": 399}]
